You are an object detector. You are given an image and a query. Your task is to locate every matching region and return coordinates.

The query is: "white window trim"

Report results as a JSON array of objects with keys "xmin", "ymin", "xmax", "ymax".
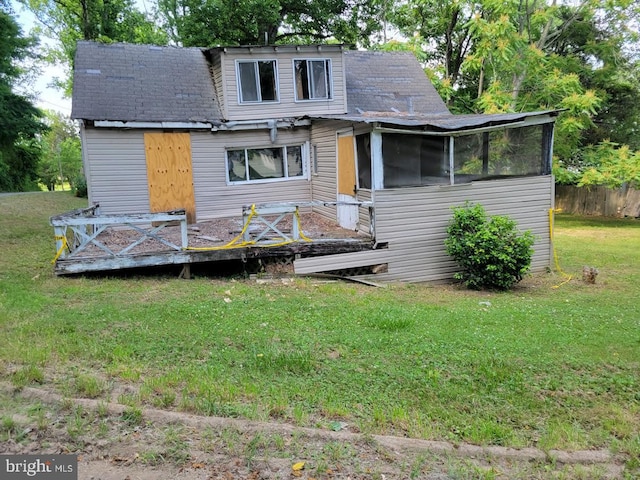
[
  {"xmin": 226, "ymin": 143, "xmax": 309, "ymax": 185},
  {"xmin": 292, "ymin": 58, "xmax": 333, "ymax": 102},
  {"xmin": 235, "ymin": 59, "xmax": 280, "ymax": 104}
]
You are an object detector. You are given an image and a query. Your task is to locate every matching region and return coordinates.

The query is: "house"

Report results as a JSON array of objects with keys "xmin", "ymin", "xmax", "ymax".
[{"xmin": 71, "ymin": 41, "xmax": 558, "ymax": 282}]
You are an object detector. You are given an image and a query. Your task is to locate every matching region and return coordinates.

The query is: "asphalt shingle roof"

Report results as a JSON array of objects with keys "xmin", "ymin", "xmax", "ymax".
[
  {"xmin": 73, "ymin": 42, "xmax": 558, "ymax": 132},
  {"xmin": 71, "ymin": 41, "xmax": 221, "ymax": 123},
  {"xmin": 343, "ymin": 50, "xmax": 450, "ymax": 116},
  {"xmin": 71, "ymin": 42, "xmax": 454, "ymax": 123}
]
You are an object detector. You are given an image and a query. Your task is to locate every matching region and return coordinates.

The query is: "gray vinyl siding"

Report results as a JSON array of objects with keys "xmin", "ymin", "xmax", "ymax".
[
  {"xmin": 357, "ymin": 189, "xmax": 373, "ymax": 235},
  {"xmin": 310, "ymin": 121, "xmax": 338, "ymax": 220},
  {"xmin": 295, "ymin": 176, "xmax": 553, "ymax": 283},
  {"xmin": 310, "ymin": 120, "xmax": 374, "ymax": 232},
  {"xmin": 218, "ymin": 51, "xmax": 346, "ymax": 121},
  {"xmin": 83, "ymin": 128, "xmax": 150, "ymax": 214},
  {"xmin": 83, "ymin": 127, "xmax": 313, "ymax": 221},
  {"xmin": 191, "ymin": 129, "xmax": 313, "ymax": 220},
  {"xmin": 371, "ymin": 176, "xmax": 553, "ymax": 282}
]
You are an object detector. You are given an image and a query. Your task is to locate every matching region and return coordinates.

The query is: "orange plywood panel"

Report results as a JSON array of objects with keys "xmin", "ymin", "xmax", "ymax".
[
  {"xmin": 144, "ymin": 132, "xmax": 196, "ymax": 223},
  {"xmin": 337, "ymin": 133, "xmax": 356, "ymax": 196}
]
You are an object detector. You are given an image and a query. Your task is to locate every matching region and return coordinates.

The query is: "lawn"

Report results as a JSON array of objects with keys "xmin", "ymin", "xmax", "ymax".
[{"xmin": 1, "ymin": 192, "xmax": 638, "ymax": 470}]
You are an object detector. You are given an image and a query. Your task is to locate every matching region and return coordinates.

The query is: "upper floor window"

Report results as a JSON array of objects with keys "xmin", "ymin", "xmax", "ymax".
[
  {"xmin": 237, "ymin": 60, "xmax": 278, "ymax": 103},
  {"xmin": 294, "ymin": 59, "xmax": 332, "ymax": 101}
]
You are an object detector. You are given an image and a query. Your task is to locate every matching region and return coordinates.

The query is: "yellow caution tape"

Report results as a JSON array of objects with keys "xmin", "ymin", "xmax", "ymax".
[
  {"xmin": 294, "ymin": 207, "xmax": 312, "ymax": 242},
  {"xmin": 549, "ymin": 208, "xmax": 572, "ymax": 288},
  {"xmin": 185, "ymin": 204, "xmax": 312, "ymax": 252},
  {"xmin": 52, "ymin": 235, "xmax": 68, "ymax": 264}
]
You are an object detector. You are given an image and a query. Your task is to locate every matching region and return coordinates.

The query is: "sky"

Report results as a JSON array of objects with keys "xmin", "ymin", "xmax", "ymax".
[{"xmin": 13, "ymin": 3, "xmax": 73, "ymax": 116}]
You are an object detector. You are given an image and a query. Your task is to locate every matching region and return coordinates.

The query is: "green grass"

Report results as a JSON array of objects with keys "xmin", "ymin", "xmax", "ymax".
[{"xmin": 1, "ymin": 193, "xmax": 639, "ymax": 467}]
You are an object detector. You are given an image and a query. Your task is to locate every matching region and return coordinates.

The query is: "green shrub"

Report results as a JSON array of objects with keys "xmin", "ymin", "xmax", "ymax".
[
  {"xmin": 445, "ymin": 202, "xmax": 535, "ymax": 290},
  {"xmin": 73, "ymin": 175, "xmax": 87, "ymax": 198}
]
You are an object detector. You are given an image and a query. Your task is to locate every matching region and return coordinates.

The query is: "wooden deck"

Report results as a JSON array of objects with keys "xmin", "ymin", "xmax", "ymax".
[{"xmin": 50, "ymin": 203, "xmax": 375, "ymax": 276}]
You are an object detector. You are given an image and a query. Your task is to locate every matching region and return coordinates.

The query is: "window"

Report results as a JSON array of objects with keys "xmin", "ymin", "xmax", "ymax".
[
  {"xmin": 454, "ymin": 125, "xmax": 548, "ymax": 182},
  {"xmin": 356, "ymin": 134, "xmax": 372, "ymax": 189},
  {"xmin": 294, "ymin": 59, "xmax": 332, "ymax": 100},
  {"xmin": 382, "ymin": 134, "xmax": 449, "ymax": 188},
  {"xmin": 380, "ymin": 124, "xmax": 551, "ymax": 188},
  {"xmin": 237, "ymin": 60, "xmax": 278, "ymax": 103},
  {"xmin": 227, "ymin": 145, "xmax": 306, "ymax": 183}
]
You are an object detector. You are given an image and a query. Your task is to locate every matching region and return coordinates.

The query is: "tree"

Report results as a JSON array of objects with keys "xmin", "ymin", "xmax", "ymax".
[
  {"xmin": 37, "ymin": 110, "xmax": 81, "ymax": 191},
  {"xmin": 0, "ymin": 4, "xmax": 47, "ymax": 192},
  {"xmin": 390, "ymin": 0, "xmax": 475, "ymax": 108},
  {"xmin": 577, "ymin": 142, "xmax": 640, "ymax": 189},
  {"xmin": 157, "ymin": 0, "xmax": 384, "ymax": 47},
  {"xmin": 387, "ymin": 0, "xmax": 639, "ymax": 175}
]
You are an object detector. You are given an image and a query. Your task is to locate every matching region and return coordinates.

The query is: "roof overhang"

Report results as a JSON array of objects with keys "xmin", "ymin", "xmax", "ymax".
[
  {"xmin": 92, "ymin": 120, "xmax": 213, "ymax": 129},
  {"xmin": 310, "ymin": 110, "xmax": 560, "ymax": 135},
  {"xmin": 207, "ymin": 44, "xmax": 344, "ymax": 56}
]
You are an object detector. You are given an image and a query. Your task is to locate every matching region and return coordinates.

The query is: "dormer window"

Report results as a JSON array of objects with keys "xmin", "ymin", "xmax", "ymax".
[
  {"xmin": 237, "ymin": 60, "xmax": 279, "ymax": 103},
  {"xmin": 294, "ymin": 59, "xmax": 332, "ymax": 101}
]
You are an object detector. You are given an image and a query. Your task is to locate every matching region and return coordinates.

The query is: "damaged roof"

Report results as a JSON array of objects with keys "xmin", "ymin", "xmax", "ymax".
[
  {"xmin": 71, "ymin": 42, "xmax": 557, "ymax": 130},
  {"xmin": 310, "ymin": 110, "xmax": 560, "ymax": 132},
  {"xmin": 343, "ymin": 50, "xmax": 450, "ymax": 116},
  {"xmin": 71, "ymin": 42, "xmax": 221, "ymax": 123},
  {"xmin": 71, "ymin": 42, "xmax": 454, "ymax": 123}
]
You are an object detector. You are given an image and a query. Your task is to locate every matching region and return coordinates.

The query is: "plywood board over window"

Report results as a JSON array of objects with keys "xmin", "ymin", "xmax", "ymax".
[{"xmin": 144, "ymin": 132, "xmax": 196, "ymax": 223}]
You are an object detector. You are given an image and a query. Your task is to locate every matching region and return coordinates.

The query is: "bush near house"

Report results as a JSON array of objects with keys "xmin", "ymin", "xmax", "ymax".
[{"xmin": 445, "ymin": 202, "xmax": 534, "ymax": 290}]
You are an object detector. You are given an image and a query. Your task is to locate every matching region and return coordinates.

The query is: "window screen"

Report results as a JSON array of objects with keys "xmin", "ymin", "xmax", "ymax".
[
  {"xmin": 294, "ymin": 59, "xmax": 332, "ymax": 100},
  {"xmin": 238, "ymin": 60, "xmax": 278, "ymax": 103},
  {"xmin": 382, "ymin": 134, "xmax": 448, "ymax": 188}
]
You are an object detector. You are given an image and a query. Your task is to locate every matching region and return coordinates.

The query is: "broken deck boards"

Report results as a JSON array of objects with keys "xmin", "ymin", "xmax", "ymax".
[
  {"xmin": 293, "ymin": 248, "xmax": 390, "ymax": 275},
  {"xmin": 53, "ymin": 239, "xmax": 374, "ymax": 275}
]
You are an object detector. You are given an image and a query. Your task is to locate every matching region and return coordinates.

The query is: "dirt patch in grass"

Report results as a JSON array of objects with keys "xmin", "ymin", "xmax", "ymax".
[{"xmin": 1, "ymin": 384, "xmax": 627, "ymax": 480}]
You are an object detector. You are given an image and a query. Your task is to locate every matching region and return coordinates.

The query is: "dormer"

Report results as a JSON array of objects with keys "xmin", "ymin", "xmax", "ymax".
[{"xmin": 205, "ymin": 45, "xmax": 347, "ymax": 121}]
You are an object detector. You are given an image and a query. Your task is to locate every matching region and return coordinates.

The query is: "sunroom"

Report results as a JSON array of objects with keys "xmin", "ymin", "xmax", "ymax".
[
  {"xmin": 351, "ymin": 111, "xmax": 557, "ymax": 191},
  {"xmin": 297, "ymin": 110, "xmax": 559, "ymax": 282}
]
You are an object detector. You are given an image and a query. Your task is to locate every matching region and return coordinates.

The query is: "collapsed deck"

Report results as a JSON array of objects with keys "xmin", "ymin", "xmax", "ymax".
[{"xmin": 50, "ymin": 204, "xmax": 375, "ymax": 276}]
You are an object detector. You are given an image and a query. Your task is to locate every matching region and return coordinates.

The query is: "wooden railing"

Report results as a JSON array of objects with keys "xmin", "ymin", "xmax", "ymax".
[
  {"xmin": 50, "ymin": 205, "xmax": 188, "ymax": 260},
  {"xmin": 241, "ymin": 201, "xmax": 373, "ymax": 244}
]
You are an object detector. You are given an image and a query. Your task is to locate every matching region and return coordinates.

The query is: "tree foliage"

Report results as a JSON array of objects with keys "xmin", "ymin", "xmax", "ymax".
[
  {"xmin": 0, "ymin": 5, "xmax": 47, "ymax": 192},
  {"xmin": 387, "ymin": 0, "xmax": 639, "ymax": 187},
  {"xmin": 158, "ymin": 0, "xmax": 383, "ymax": 47},
  {"xmin": 577, "ymin": 142, "xmax": 640, "ymax": 189},
  {"xmin": 37, "ymin": 110, "xmax": 82, "ymax": 191}
]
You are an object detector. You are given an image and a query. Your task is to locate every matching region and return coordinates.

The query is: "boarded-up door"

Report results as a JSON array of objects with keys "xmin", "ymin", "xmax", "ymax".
[
  {"xmin": 337, "ymin": 131, "xmax": 358, "ymax": 230},
  {"xmin": 144, "ymin": 132, "xmax": 196, "ymax": 223}
]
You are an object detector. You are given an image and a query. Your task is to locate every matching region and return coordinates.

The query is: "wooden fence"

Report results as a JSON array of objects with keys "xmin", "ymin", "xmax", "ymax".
[{"xmin": 555, "ymin": 185, "xmax": 640, "ymax": 217}]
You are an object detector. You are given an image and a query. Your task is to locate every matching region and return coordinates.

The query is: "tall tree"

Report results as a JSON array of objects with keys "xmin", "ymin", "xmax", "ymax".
[
  {"xmin": 0, "ymin": 3, "xmax": 47, "ymax": 192},
  {"xmin": 37, "ymin": 110, "xmax": 81, "ymax": 191},
  {"xmin": 158, "ymin": 0, "xmax": 383, "ymax": 47},
  {"xmin": 391, "ymin": 0, "xmax": 475, "ymax": 99},
  {"xmin": 387, "ymin": 0, "xmax": 639, "ymax": 172}
]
